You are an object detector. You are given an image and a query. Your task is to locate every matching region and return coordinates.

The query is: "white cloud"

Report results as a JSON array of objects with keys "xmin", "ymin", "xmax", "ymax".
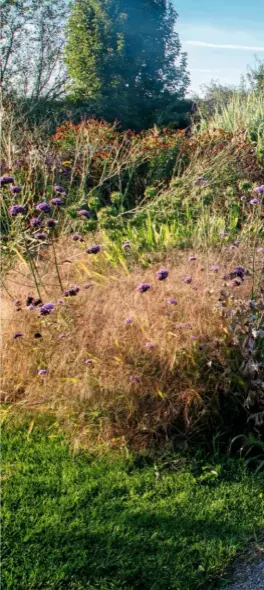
[{"xmin": 186, "ymin": 41, "xmax": 264, "ymax": 51}]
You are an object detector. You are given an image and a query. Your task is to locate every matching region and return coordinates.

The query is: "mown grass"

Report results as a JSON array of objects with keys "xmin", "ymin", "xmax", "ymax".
[{"xmin": 2, "ymin": 411, "xmax": 264, "ymax": 590}]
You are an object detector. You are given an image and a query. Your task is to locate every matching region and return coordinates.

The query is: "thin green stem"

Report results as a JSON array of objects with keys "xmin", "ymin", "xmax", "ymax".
[{"xmin": 51, "ymin": 238, "xmax": 64, "ymax": 293}]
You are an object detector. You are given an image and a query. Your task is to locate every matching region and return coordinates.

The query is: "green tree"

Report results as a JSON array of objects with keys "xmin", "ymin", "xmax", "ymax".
[{"xmin": 65, "ymin": 0, "xmax": 189, "ymax": 128}]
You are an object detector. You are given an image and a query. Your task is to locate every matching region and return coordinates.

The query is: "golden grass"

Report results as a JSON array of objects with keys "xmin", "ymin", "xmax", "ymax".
[{"xmin": 1, "ymin": 238, "xmax": 260, "ymax": 448}]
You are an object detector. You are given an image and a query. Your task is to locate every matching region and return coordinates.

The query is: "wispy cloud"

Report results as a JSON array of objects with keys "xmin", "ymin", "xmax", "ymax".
[{"xmin": 186, "ymin": 41, "xmax": 264, "ymax": 51}]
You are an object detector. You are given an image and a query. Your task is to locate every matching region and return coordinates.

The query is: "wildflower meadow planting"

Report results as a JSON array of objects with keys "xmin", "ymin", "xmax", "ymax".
[{"xmin": 1, "ymin": 1, "xmax": 264, "ymax": 588}]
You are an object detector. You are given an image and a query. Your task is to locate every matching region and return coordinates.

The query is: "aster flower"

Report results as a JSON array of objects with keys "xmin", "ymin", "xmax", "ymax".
[
  {"xmin": 30, "ymin": 217, "xmax": 42, "ymax": 228},
  {"xmin": 250, "ymin": 198, "xmax": 259, "ymax": 205},
  {"xmin": 36, "ymin": 202, "xmax": 51, "ymax": 214},
  {"xmin": 77, "ymin": 209, "xmax": 90, "ymax": 218},
  {"xmin": 167, "ymin": 297, "xmax": 178, "ymax": 305},
  {"xmin": 64, "ymin": 285, "xmax": 80, "ymax": 297},
  {"xmin": 46, "ymin": 218, "xmax": 57, "ymax": 228},
  {"xmin": 137, "ymin": 283, "xmax": 151, "ymax": 293},
  {"xmin": 38, "ymin": 369, "xmax": 48, "ymax": 376},
  {"xmin": 156, "ymin": 268, "xmax": 168, "ymax": 281},
  {"xmin": 51, "ymin": 197, "xmax": 63, "ymax": 206},
  {"xmin": 13, "ymin": 332, "xmax": 23, "ymax": 339},
  {"xmin": 10, "ymin": 185, "xmax": 22, "ymax": 194},
  {"xmin": 35, "ymin": 232, "xmax": 47, "ymax": 241},
  {"xmin": 39, "ymin": 303, "xmax": 54, "ymax": 315},
  {"xmin": 86, "ymin": 245, "xmax": 101, "ymax": 254},
  {"xmin": 0, "ymin": 175, "xmax": 14, "ymax": 186},
  {"xmin": 181, "ymin": 276, "xmax": 192, "ymax": 284},
  {"xmin": 8, "ymin": 204, "xmax": 26, "ymax": 217},
  {"xmin": 210, "ymin": 265, "xmax": 219, "ymax": 272}
]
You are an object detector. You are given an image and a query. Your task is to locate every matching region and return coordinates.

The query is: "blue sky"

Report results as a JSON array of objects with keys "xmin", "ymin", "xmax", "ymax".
[{"xmin": 174, "ymin": 0, "xmax": 264, "ymax": 95}]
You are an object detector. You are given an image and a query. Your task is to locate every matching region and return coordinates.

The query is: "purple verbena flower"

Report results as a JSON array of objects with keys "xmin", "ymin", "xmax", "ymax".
[
  {"xmin": 86, "ymin": 245, "xmax": 101, "ymax": 254},
  {"xmin": 36, "ymin": 202, "xmax": 51, "ymax": 214},
  {"xmin": 125, "ymin": 318, "xmax": 133, "ymax": 324},
  {"xmin": 39, "ymin": 303, "xmax": 54, "ymax": 316},
  {"xmin": 145, "ymin": 342, "xmax": 154, "ymax": 350},
  {"xmin": 38, "ymin": 369, "xmax": 48, "ymax": 376},
  {"xmin": 254, "ymin": 185, "xmax": 264, "ymax": 194},
  {"xmin": 137, "ymin": 283, "xmax": 151, "ymax": 293},
  {"xmin": 77, "ymin": 209, "xmax": 90, "ymax": 218},
  {"xmin": 250, "ymin": 198, "xmax": 259, "ymax": 205},
  {"xmin": 54, "ymin": 185, "xmax": 65, "ymax": 193},
  {"xmin": 210, "ymin": 265, "xmax": 219, "ymax": 272},
  {"xmin": 8, "ymin": 204, "xmax": 26, "ymax": 217},
  {"xmin": 188, "ymin": 255, "xmax": 197, "ymax": 261},
  {"xmin": 123, "ymin": 241, "xmax": 131, "ymax": 249},
  {"xmin": 230, "ymin": 266, "xmax": 245, "ymax": 280},
  {"xmin": 35, "ymin": 232, "xmax": 47, "ymax": 241},
  {"xmin": 13, "ymin": 332, "xmax": 23, "ymax": 339},
  {"xmin": 129, "ymin": 376, "xmax": 139, "ymax": 384},
  {"xmin": 30, "ymin": 217, "xmax": 42, "ymax": 228},
  {"xmin": 156, "ymin": 268, "xmax": 168, "ymax": 281},
  {"xmin": 27, "ymin": 304, "xmax": 35, "ymax": 310},
  {"xmin": 0, "ymin": 175, "xmax": 14, "ymax": 186},
  {"xmin": 167, "ymin": 297, "xmax": 178, "ymax": 305},
  {"xmin": 191, "ymin": 335, "xmax": 197, "ymax": 341},
  {"xmin": 46, "ymin": 218, "xmax": 57, "ymax": 228},
  {"xmin": 10, "ymin": 185, "xmax": 22, "ymax": 194},
  {"xmin": 85, "ymin": 359, "xmax": 93, "ymax": 365},
  {"xmin": 51, "ymin": 197, "xmax": 63, "ymax": 206},
  {"xmin": 64, "ymin": 285, "xmax": 80, "ymax": 297},
  {"xmin": 181, "ymin": 276, "xmax": 192, "ymax": 284},
  {"xmin": 58, "ymin": 333, "xmax": 68, "ymax": 339}
]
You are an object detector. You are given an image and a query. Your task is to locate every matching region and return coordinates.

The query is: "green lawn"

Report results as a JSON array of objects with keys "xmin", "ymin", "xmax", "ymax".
[{"xmin": 2, "ymin": 412, "xmax": 264, "ymax": 590}]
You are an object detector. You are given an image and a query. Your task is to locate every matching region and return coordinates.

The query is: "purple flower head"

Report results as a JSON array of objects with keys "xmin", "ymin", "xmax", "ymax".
[
  {"xmin": 188, "ymin": 255, "xmax": 197, "ymax": 261},
  {"xmin": 84, "ymin": 283, "xmax": 93, "ymax": 289},
  {"xmin": 125, "ymin": 317, "xmax": 133, "ymax": 324},
  {"xmin": 64, "ymin": 285, "xmax": 80, "ymax": 297},
  {"xmin": 250, "ymin": 198, "xmax": 259, "ymax": 205},
  {"xmin": 145, "ymin": 342, "xmax": 154, "ymax": 350},
  {"xmin": 167, "ymin": 297, "xmax": 178, "ymax": 305},
  {"xmin": 36, "ymin": 202, "xmax": 51, "ymax": 214},
  {"xmin": 257, "ymin": 247, "xmax": 264, "ymax": 253},
  {"xmin": 129, "ymin": 376, "xmax": 139, "ymax": 384},
  {"xmin": 210, "ymin": 265, "xmax": 219, "ymax": 272},
  {"xmin": 13, "ymin": 332, "xmax": 23, "ymax": 339},
  {"xmin": 72, "ymin": 234, "xmax": 80, "ymax": 241},
  {"xmin": 26, "ymin": 296, "xmax": 35, "ymax": 306},
  {"xmin": 51, "ymin": 197, "xmax": 63, "ymax": 206},
  {"xmin": 57, "ymin": 299, "xmax": 64, "ymax": 304},
  {"xmin": 123, "ymin": 241, "xmax": 131, "ymax": 249},
  {"xmin": 181, "ymin": 276, "xmax": 192, "ymax": 284},
  {"xmin": 46, "ymin": 218, "xmax": 57, "ymax": 228},
  {"xmin": 77, "ymin": 209, "xmax": 90, "ymax": 218},
  {"xmin": 10, "ymin": 185, "xmax": 22, "ymax": 194},
  {"xmin": 39, "ymin": 303, "xmax": 54, "ymax": 316},
  {"xmin": 230, "ymin": 266, "xmax": 245, "ymax": 280},
  {"xmin": 38, "ymin": 369, "xmax": 48, "ymax": 376},
  {"xmin": 219, "ymin": 232, "xmax": 228, "ymax": 238},
  {"xmin": 191, "ymin": 335, "xmax": 197, "ymax": 341},
  {"xmin": 0, "ymin": 175, "xmax": 14, "ymax": 186},
  {"xmin": 35, "ymin": 232, "xmax": 47, "ymax": 241},
  {"xmin": 27, "ymin": 304, "xmax": 34, "ymax": 310},
  {"xmin": 254, "ymin": 185, "xmax": 264, "ymax": 194},
  {"xmin": 14, "ymin": 299, "xmax": 21, "ymax": 307},
  {"xmin": 54, "ymin": 185, "xmax": 65, "ymax": 193},
  {"xmin": 232, "ymin": 278, "xmax": 242, "ymax": 287},
  {"xmin": 85, "ymin": 359, "xmax": 93, "ymax": 365},
  {"xmin": 156, "ymin": 268, "xmax": 169, "ymax": 281},
  {"xmin": 30, "ymin": 217, "xmax": 42, "ymax": 228},
  {"xmin": 137, "ymin": 283, "xmax": 151, "ymax": 293},
  {"xmin": 8, "ymin": 204, "xmax": 26, "ymax": 217},
  {"xmin": 59, "ymin": 333, "xmax": 68, "ymax": 339},
  {"xmin": 86, "ymin": 244, "xmax": 101, "ymax": 254}
]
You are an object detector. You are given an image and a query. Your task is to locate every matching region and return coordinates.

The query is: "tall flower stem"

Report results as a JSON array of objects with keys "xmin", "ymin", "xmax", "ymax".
[
  {"xmin": 51, "ymin": 238, "xmax": 64, "ymax": 293},
  {"xmin": 23, "ymin": 240, "xmax": 42, "ymax": 300}
]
